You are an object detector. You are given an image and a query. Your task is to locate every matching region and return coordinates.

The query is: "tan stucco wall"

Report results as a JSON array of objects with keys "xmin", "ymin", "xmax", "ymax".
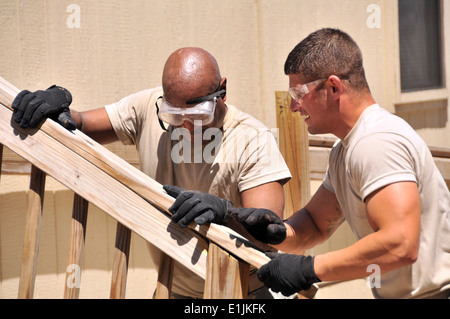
[
  {"xmin": 2, "ymin": 0, "xmax": 449, "ymax": 146},
  {"xmin": 1, "ymin": 0, "xmax": 448, "ymax": 298}
]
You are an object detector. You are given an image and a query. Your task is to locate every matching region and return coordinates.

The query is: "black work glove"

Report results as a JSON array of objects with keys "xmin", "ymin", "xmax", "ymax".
[
  {"xmin": 163, "ymin": 185, "xmax": 287, "ymax": 245},
  {"xmin": 232, "ymin": 208, "xmax": 286, "ymax": 245},
  {"xmin": 257, "ymin": 253, "xmax": 320, "ymax": 296},
  {"xmin": 163, "ymin": 185, "xmax": 233, "ymax": 228},
  {"xmin": 12, "ymin": 85, "xmax": 76, "ymax": 130}
]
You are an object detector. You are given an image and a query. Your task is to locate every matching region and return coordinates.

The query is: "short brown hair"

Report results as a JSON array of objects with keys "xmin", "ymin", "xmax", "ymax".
[{"xmin": 284, "ymin": 28, "xmax": 369, "ymax": 92}]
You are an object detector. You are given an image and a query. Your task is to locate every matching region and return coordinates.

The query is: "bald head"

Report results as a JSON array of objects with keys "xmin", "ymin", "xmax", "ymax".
[{"xmin": 162, "ymin": 47, "xmax": 222, "ymax": 105}]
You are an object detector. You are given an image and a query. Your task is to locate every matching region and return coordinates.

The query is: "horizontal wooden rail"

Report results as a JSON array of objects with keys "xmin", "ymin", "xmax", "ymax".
[
  {"xmin": 309, "ymin": 134, "xmax": 450, "ymax": 159},
  {"xmin": 308, "ymin": 135, "xmax": 450, "ymax": 184},
  {"xmin": 2, "ymin": 132, "xmax": 448, "ymax": 183}
]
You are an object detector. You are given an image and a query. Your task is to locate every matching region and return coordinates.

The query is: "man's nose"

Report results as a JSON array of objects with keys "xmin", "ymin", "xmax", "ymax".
[
  {"xmin": 181, "ymin": 120, "xmax": 204, "ymax": 134},
  {"xmin": 290, "ymin": 98, "xmax": 302, "ymax": 112},
  {"xmin": 181, "ymin": 120, "xmax": 195, "ymax": 133}
]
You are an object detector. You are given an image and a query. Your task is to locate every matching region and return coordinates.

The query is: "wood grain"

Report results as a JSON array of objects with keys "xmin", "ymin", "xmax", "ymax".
[
  {"xmin": 204, "ymin": 243, "xmax": 249, "ymax": 299},
  {"xmin": 0, "ymin": 75, "xmax": 273, "ymax": 278},
  {"xmin": 18, "ymin": 165, "xmax": 46, "ymax": 299},
  {"xmin": 64, "ymin": 194, "xmax": 89, "ymax": 299},
  {"xmin": 276, "ymin": 91, "xmax": 311, "ymax": 219}
]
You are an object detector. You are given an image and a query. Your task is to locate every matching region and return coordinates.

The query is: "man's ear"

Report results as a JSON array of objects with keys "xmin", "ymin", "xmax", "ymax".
[
  {"xmin": 220, "ymin": 77, "xmax": 227, "ymax": 102},
  {"xmin": 328, "ymin": 75, "xmax": 343, "ymax": 99}
]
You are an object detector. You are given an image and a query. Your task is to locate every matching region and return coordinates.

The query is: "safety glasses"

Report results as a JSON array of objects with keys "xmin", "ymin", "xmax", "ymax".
[
  {"xmin": 288, "ymin": 79, "xmax": 324, "ymax": 102},
  {"xmin": 156, "ymin": 88, "xmax": 226, "ymax": 131}
]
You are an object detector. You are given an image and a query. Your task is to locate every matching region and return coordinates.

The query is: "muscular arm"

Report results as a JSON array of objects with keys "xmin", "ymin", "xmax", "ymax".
[
  {"xmin": 222, "ymin": 181, "xmax": 286, "ymax": 242},
  {"xmin": 314, "ymin": 181, "xmax": 420, "ymax": 282},
  {"xmin": 275, "ymin": 184, "xmax": 344, "ymax": 253},
  {"xmin": 240, "ymin": 181, "xmax": 285, "ymax": 217},
  {"xmin": 71, "ymin": 107, "xmax": 118, "ymax": 144}
]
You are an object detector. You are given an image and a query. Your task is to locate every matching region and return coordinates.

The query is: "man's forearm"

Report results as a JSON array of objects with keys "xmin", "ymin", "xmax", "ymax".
[
  {"xmin": 70, "ymin": 109, "xmax": 83, "ymax": 130},
  {"xmin": 313, "ymin": 230, "xmax": 418, "ymax": 282},
  {"xmin": 275, "ymin": 208, "xmax": 327, "ymax": 253},
  {"xmin": 70, "ymin": 107, "xmax": 118, "ymax": 144}
]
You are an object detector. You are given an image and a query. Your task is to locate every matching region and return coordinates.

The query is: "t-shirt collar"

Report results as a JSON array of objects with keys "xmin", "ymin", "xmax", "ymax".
[{"xmin": 341, "ymin": 104, "xmax": 379, "ymax": 148}]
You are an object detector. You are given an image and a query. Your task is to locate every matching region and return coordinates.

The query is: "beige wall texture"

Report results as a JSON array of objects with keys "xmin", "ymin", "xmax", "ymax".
[{"xmin": 1, "ymin": 0, "xmax": 449, "ymax": 298}]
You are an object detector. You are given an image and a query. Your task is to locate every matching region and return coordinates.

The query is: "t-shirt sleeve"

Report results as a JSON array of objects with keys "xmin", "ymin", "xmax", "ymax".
[
  {"xmin": 237, "ymin": 128, "xmax": 292, "ymax": 192},
  {"xmin": 348, "ymin": 133, "xmax": 418, "ymax": 201},
  {"xmin": 104, "ymin": 89, "xmax": 154, "ymax": 145},
  {"xmin": 322, "ymin": 168, "xmax": 335, "ymax": 193}
]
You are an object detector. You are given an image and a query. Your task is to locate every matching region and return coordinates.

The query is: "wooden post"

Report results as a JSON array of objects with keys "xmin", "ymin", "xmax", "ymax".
[
  {"xmin": 64, "ymin": 194, "xmax": 89, "ymax": 299},
  {"xmin": 0, "ymin": 143, "xmax": 3, "ymax": 177},
  {"xmin": 0, "ymin": 144, "xmax": 3, "ymax": 284},
  {"xmin": 275, "ymin": 92, "xmax": 311, "ymax": 219},
  {"xmin": 154, "ymin": 252, "xmax": 175, "ymax": 299},
  {"xmin": 18, "ymin": 165, "xmax": 46, "ymax": 299},
  {"xmin": 110, "ymin": 223, "xmax": 132, "ymax": 299},
  {"xmin": 204, "ymin": 243, "xmax": 250, "ymax": 299}
]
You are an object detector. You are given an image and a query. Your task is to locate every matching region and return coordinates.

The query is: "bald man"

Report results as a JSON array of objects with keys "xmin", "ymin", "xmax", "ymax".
[{"xmin": 12, "ymin": 47, "xmax": 292, "ymax": 298}]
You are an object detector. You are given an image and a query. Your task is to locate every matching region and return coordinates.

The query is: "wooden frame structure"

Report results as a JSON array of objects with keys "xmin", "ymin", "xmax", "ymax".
[
  {"xmin": 0, "ymin": 76, "xmax": 271, "ymax": 299},
  {"xmin": 1, "ymin": 78, "xmax": 448, "ymax": 299},
  {"xmin": 0, "ymin": 77, "xmax": 319, "ymax": 299}
]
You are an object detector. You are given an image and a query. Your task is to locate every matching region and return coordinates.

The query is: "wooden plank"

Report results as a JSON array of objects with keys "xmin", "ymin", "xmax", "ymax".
[
  {"xmin": 435, "ymin": 157, "xmax": 450, "ymax": 183},
  {"xmin": 0, "ymin": 103, "xmax": 209, "ymax": 280},
  {"xmin": 3, "ymin": 143, "xmax": 446, "ymax": 183},
  {"xmin": 17, "ymin": 165, "xmax": 46, "ymax": 299},
  {"xmin": 0, "ymin": 76, "xmax": 17, "ymax": 109},
  {"xmin": 0, "ymin": 77, "xmax": 319, "ymax": 297},
  {"xmin": 110, "ymin": 223, "xmax": 132, "ymax": 299},
  {"xmin": 308, "ymin": 134, "xmax": 336, "ymax": 147},
  {"xmin": 0, "ymin": 77, "xmax": 321, "ymax": 298},
  {"xmin": 429, "ymin": 146, "xmax": 450, "ymax": 159},
  {"xmin": 309, "ymin": 146, "xmax": 331, "ymax": 180},
  {"xmin": 203, "ymin": 243, "xmax": 249, "ymax": 299},
  {"xmin": 64, "ymin": 194, "xmax": 89, "ymax": 299},
  {"xmin": 0, "ymin": 75, "xmax": 277, "ymax": 273},
  {"xmin": 0, "ymin": 143, "xmax": 3, "ymax": 284},
  {"xmin": 276, "ymin": 91, "xmax": 311, "ymax": 218},
  {"xmin": 154, "ymin": 252, "xmax": 174, "ymax": 299},
  {"xmin": 274, "ymin": 92, "xmax": 319, "ymax": 298},
  {"xmin": 0, "ymin": 144, "xmax": 3, "ymax": 177}
]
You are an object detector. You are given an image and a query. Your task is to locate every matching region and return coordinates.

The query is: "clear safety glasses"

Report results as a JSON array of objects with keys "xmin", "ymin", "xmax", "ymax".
[
  {"xmin": 156, "ymin": 88, "xmax": 226, "ymax": 131},
  {"xmin": 288, "ymin": 79, "xmax": 324, "ymax": 102}
]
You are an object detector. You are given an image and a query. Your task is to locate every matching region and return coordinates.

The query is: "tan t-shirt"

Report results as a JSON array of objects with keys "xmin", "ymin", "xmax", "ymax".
[
  {"xmin": 105, "ymin": 87, "xmax": 291, "ymax": 297},
  {"xmin": 323, "ymin": 104, "xmax": 450, "ymax": 299}
]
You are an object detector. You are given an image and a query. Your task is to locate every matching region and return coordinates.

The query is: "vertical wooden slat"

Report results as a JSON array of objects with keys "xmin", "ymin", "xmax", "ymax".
[
  {"xmin": 110, "ymin": 223, "xmax": 131, "ymax": 299},
  {"xmin": 203, "ymin": 243, "xmax": 250, "ymax": 299},
  {"xmin": 18, "ymin": 165, "xmax": 46, "ymax": 299},
  {"xmin": 0, "ymin": 144, "xmax": 3, "ymax": 176},
  {"xmin": 154, "ymin": 252, "xmax": 174, "ymax": 299},
  {"xmin": 276, "ymin": 92, "xmax": 313, "ymax": 299},
  {"xmin": 64, "ymin": 194, "xmax": 89, "ymax": 299},
  {"xmin": 276, "ymin": 92, "xmax": 311, "ymax": 219},
  {"xmin": 0, "ymin": 144, "xmax": 3, "ymax": 284}
]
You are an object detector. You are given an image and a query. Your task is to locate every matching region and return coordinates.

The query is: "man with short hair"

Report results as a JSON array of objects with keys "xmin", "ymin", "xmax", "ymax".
[
  {"xmin": 262, "ymin": 28, "xmax": 450, "ymax": 299},
  {"xmin": 11, "ymin": 47, "xmax": 292, "ymax": 298}
]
